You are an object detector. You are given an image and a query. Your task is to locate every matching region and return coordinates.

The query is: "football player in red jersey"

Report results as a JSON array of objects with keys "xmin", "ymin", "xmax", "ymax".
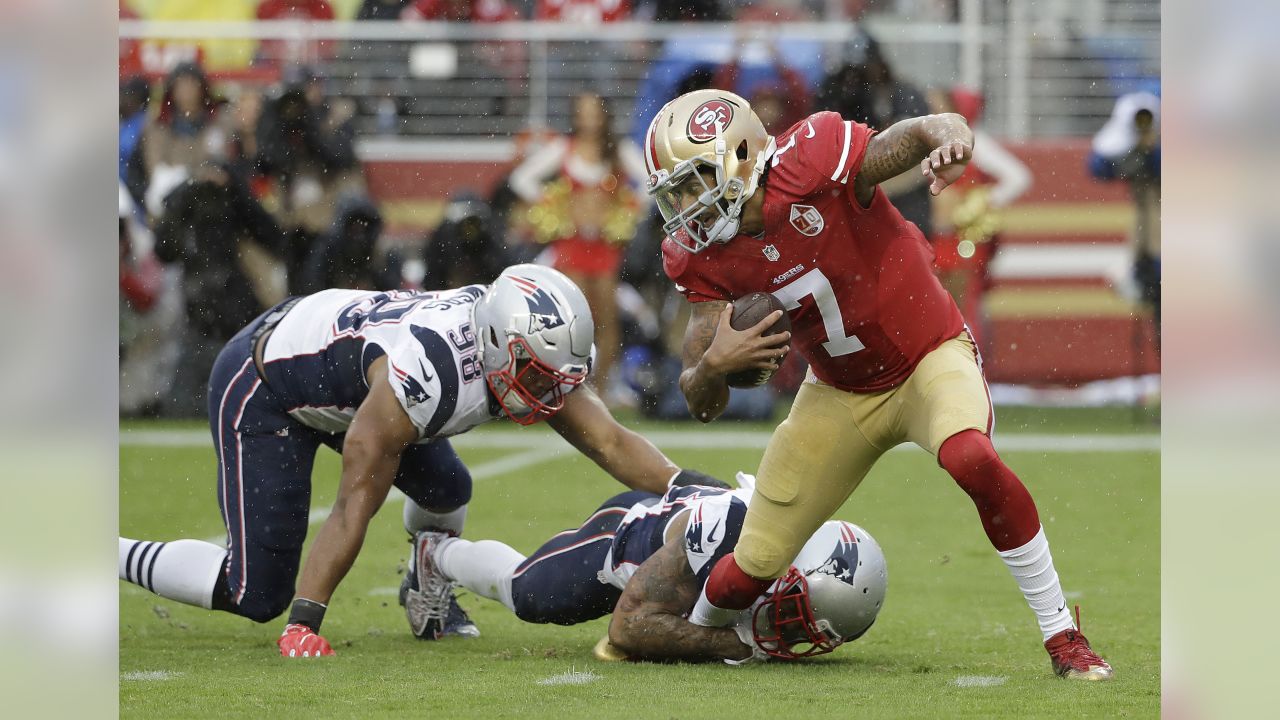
[{"xmin": 645, "ymin": 89, "xmax": 1112, "ymax": 680}]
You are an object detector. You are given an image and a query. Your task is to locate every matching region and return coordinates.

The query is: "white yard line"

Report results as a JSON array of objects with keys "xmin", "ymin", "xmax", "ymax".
[
  {"xmin": 122, "ymin": 428, "xmax": 1158, "ymax": 453},
  {"xmin": 953, "ymin": 675, "xmax": 1008, "ymax": 688}
]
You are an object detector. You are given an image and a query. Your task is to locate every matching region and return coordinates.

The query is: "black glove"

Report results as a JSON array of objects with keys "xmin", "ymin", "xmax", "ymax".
[{"xmin": 669, "ymin": 469, "xmax": 732, "ymax": 490}]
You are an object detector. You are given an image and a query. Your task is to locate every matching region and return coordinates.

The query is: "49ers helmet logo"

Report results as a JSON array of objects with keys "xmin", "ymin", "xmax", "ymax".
[{"xmin": 686, "ymin": 99, "xmax": 735, "ymax": 144}]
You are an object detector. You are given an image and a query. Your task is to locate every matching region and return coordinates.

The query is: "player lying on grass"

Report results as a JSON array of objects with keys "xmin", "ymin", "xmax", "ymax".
[
  {"xmin": 119, "ymin": 265, "xmax": 721, "ymax": 658},
  {"xmin": 403, "ymin": 472, "xmax": 886, "ymax": 663},
  {"xmin": 648, "ymin": 89, "xmax": 1111, "ymax": 680}
]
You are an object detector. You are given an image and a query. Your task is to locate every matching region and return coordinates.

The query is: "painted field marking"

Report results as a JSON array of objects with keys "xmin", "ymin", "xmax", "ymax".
[
  {"xmin": 537, "ymin": 668, "xmax": 600, "ymax": 686},
  {"xmin": 122, "ymin": 670, "xmax": 182, "ymax": 682},
  {"xmin": 953, "ymin": 675, "xmax": 1008, "ymax": 688}
]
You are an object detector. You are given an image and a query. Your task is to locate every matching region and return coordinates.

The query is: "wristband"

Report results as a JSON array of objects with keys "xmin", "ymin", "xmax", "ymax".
[
  {"xmin": 287, "ymin": 598, "xmax": 328, "ymax": 632},
  {"xmin": 669, "ymin": 468, "xmax": 732, "ymax": 490}
]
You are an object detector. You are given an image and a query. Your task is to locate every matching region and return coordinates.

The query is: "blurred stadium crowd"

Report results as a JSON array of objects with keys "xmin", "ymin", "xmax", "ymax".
[{"xmin": 118, "ymin": 0, "xmax": 1160, "ymax": 419}]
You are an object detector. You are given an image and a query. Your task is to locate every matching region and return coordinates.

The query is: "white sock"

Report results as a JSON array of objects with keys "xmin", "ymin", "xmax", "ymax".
[
  {"xmin": 997, "ymin": 526, "xmax": 1076, "ymax": 640},
  {"xmin": 434, "ymin": 537, "xmax": 524, "ymax": 613},
  {"xmin": 688, "ymin": 587, "xmax": 741, "ymax": 628},
  {"xmin": 403, "ymin": 500, "xmax": 467, "ymax": 536},
  {"xmin": 119, "ymin": 537, "xmax": 227, "ymax": 610}
]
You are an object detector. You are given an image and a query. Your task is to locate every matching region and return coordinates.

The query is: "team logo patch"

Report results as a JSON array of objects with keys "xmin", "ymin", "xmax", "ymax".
[
  {"xmin": 510, "ymin": 275, "xmax": 565, "ymax": 331},
  {"xmin": 686, "ymin": 99, "xmax": 734, "ymax": 144},
  {"xmin": 393, "ymin": 362, "xmax": 432, "ymax": 407},
  {"xmin": 762, "ymin": 244, "xmax": 781, "ymax": 262},
  {"xmin": 789, "ymin": 204, "xmax": 825, "ymax": 236}
]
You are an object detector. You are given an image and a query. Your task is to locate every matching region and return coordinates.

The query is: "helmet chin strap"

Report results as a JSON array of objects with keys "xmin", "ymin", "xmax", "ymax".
[{"xmin": 705, "ymin": 214, "xmax": 740, "ymax": 245}]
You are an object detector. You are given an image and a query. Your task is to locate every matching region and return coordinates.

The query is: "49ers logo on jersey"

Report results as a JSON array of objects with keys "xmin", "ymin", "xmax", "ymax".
[
  {"xmin": 686, "ymin": 99, "xmax": 734, "ymax": 144},
  {"xmin": 789, "ymin": 204, "xmax": 825, "ymax": 236}
]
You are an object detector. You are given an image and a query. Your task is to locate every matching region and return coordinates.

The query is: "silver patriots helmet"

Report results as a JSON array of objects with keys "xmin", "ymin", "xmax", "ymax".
[
  {"xmin": 751, "ymin": 521, "xmax": 888, "ymax": 659},
  {"xmin": 472, "ymin": 264, "xmax": 594, "ymax": 425}
]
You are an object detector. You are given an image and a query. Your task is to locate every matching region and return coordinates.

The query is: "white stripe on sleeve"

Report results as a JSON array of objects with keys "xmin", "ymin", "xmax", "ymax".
[{"xmin": 831, "ymin": 120, "xmax": 853, "ymax": 182}]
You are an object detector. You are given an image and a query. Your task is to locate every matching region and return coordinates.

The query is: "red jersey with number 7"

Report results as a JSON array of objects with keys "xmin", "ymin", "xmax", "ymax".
[{"xmin": 662, "ymin": 111, "xmax": 965, "ymax": 393}]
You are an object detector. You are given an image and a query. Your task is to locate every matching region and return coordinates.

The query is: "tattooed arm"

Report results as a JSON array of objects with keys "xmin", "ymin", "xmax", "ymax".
[
  {"xmin": 608, "ymin": 518, "xmax": 754, "ymax": 662},
  {"xmin": 678, "ymin": 299, "xmax": 790, "ymax": 423},
  {"xmin": 851, "ymin": 112, "xmax": 974, "ymax": 207}
]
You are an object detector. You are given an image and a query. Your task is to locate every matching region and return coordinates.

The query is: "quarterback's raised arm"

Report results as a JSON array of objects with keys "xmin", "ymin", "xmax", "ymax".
[
  {"xmin": 678, "ymin": 299, "xmax": 790, "ymax": 423},
  {"xmin": 852, "ymin": 112, "xmax": 974, "ymax": 206},
  {"xmin": 608, "ymin": 520, "xmax": 753, "ymax": 663},
  {"xmin": 293, "ymin": 357, "xmax": 418, "ymax": 611},
  {"xmin": 548, "ymin": 385, "xmax": 678, "ymax": 494}
]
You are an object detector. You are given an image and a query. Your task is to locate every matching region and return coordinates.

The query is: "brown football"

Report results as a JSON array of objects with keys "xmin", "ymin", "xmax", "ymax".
[{"xmin": 725, "ymin": 292, "xmax": 791, "ymax": 388}]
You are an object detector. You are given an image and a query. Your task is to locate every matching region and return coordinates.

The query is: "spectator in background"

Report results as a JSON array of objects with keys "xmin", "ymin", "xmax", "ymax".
[
  {"xmin": 298, "ymin": 196, "xmax": 402, "ymax": 294},
  {"xmin": 1090, "ymin": 91, "xmax": 1161, "ymax": 348},
  {"xmin": 816, "ymin": 35, "xmax": 933, "ymax": 237},
  {"xmin": 120, "ymin": 183, "xmax": 184, "ymax": 417},
  {"xmin": 255, "ymin": 1, "xmax": 336, "ymax": 67},
  {"xmin": 153, "ymin": 163, "xmax": 286, "ymax": 416},
  {"xmin": 712, "ymin": 34, "xmax": 812, "ymax": 134},
  {"xmin": 357, "ymin": 0, "xmax": 415, "ymax": 19},
  {"xmin": 224, "ymin": 88, "xmax": 265, "ymax": 187},
  {"xmin": 510, "ymin": 93, "xmax": 647, "ymax": 403},
  {"xmin": 137, "ymin": 62, "xmax": 229, "ymax": 218},
  {"xmin": 647, "ymin": 0, "xmax": 724, "ymax": 21},
  {"xmin": 119, "ymin": 76, "xmax": 151, "ymax": 182},
  {"xmin": 255, "ymin": 68, "xmax": 363, "ymax": 289},
  {"xmin": 927, "ymin": 86, "xmax": 1032, "ymax": 349},
  {"xmin": 421, "ymin": 193, "xmax": 514, "ymax": 291},
  {"xmin": 401, "ymin": 0, "xmax": 518, "ymax": 21},
  {"xmin": 536, "ymin": 0, "xmax": 628, "ymax": 22}
]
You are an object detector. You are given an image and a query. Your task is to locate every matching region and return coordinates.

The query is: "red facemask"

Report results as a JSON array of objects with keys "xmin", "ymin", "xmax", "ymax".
[
  {"xmin": 485, "ymin": 336, "xmax": 587, "ymax": 425},
  {"xmin": 751, "ymin": 567, "xmax": 844, "ymax": 660}
]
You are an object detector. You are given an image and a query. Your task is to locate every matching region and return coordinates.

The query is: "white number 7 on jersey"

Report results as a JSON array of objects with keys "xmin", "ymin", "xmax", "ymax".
[{"xmin": 772, "ymin": 268, "xmax": 866, "ymax": 357}]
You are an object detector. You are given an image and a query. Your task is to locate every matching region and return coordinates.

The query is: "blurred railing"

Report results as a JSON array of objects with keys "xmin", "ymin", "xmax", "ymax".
[{"xmin": 120, "ymin": 13, "xmax": 1158, "ymax": 146}]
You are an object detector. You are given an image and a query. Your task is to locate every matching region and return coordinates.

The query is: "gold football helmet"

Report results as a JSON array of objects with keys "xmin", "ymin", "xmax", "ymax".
[{"xmin": 643, "ymin": 89, "xmax": 775, "ymax": 253}]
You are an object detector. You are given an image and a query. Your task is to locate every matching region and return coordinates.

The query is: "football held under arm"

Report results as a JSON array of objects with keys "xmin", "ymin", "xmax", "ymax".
[
  {"xmin": 608, "ymin": 518, "xmax": 754, "ymax": 663},
  {"xmin": 677, "ymin": 299, "xmax": 790, "ymax": 423}
]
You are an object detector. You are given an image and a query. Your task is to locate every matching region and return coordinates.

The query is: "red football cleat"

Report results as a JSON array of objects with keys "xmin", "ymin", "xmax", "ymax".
[{"xmin": 1044, "ymin": 606, "xmax": 1113, "ymax": 681}]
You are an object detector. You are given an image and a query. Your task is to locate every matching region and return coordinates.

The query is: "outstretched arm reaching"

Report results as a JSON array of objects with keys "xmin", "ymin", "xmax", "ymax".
[{"xmin": 852, "ymin": 112, "xmax": 974, "ymax": 207}]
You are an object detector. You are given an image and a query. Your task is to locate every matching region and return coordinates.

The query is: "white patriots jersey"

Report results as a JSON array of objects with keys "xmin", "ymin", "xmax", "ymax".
[
  {"xmin": 259, "ymin": 286, "xmax": 496, "ymax": 439},
  {"xmin": 600, "ymin": 485, "xmax": 752, "ymax": 591}
]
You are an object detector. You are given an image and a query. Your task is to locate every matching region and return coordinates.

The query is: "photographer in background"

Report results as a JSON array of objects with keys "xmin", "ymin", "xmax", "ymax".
[
  {"xmin": 297, "ymin": 196, "xmax": 402, "ymax": 294},
  {"xmin": 256, "ymin": 69, "xmax": 362, "ymax": 288},
  {"xmin": 153, "ymin": 163, "xmax": 286, "ymax": 416},
  {"xmin": 421, "ymin": 193, "xmax": 514, "ymax": 291},
  {"xmin": 1090, "ymin": 91, "xmax": 1161, "ymax": 350}
]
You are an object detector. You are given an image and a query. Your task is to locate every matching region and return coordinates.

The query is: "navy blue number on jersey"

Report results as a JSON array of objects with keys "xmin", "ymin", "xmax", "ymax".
[
  {"xmin": 334, "ymin": 291, "xmax": 429, "ymax": 335},
  {"xmin": 448, "ymin": 323, "xmax": 483, "ymax": 383}
]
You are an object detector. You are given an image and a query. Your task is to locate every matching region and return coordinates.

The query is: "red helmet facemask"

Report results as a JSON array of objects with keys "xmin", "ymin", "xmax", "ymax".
[
  {"xmin": 751, "ymin": 567, "xmax": 844, "ymax": 660},
  {"xmin": 485, "ymin": 336, "xmax": 587, "ymax": 426}
]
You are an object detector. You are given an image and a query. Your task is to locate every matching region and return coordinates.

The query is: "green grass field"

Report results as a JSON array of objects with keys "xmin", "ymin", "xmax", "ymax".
[{"xmin": 120, "ymin": 409, "xmax": 1159, "ymax": 718}]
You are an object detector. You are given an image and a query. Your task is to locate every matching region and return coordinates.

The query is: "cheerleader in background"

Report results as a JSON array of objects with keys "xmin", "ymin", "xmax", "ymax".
[
  {"xmin": 927, "ymin": 86, "xmax": 1033, "ymax": 352},
  {"xmin": 510, "ymin": 93, "xmax": 647, "ymax": 403}
]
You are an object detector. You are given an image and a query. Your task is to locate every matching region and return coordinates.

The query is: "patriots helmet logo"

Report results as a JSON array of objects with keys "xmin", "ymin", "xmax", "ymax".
[
  {"xmin": 813, "ymin": 522, "xmax": 860, "ymax": 585},
  {"xmin": 510, "ymin": 275, "xmax": 565, "ymax": 332}
]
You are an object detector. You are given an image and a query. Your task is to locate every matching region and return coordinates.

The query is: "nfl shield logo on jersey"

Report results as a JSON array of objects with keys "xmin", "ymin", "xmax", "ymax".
[
  {"xmin": 789, "ymin": 204, "xmax": 825, "ymax": 237},
  {"xmin": 762, "ymin": 244, "xmax": 781, "ymax": 262}
]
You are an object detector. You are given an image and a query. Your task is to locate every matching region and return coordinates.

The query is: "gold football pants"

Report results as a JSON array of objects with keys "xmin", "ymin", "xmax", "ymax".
[{"xmin": 735, "ymin": 332, "xmax": 993, "ymax": 580}]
